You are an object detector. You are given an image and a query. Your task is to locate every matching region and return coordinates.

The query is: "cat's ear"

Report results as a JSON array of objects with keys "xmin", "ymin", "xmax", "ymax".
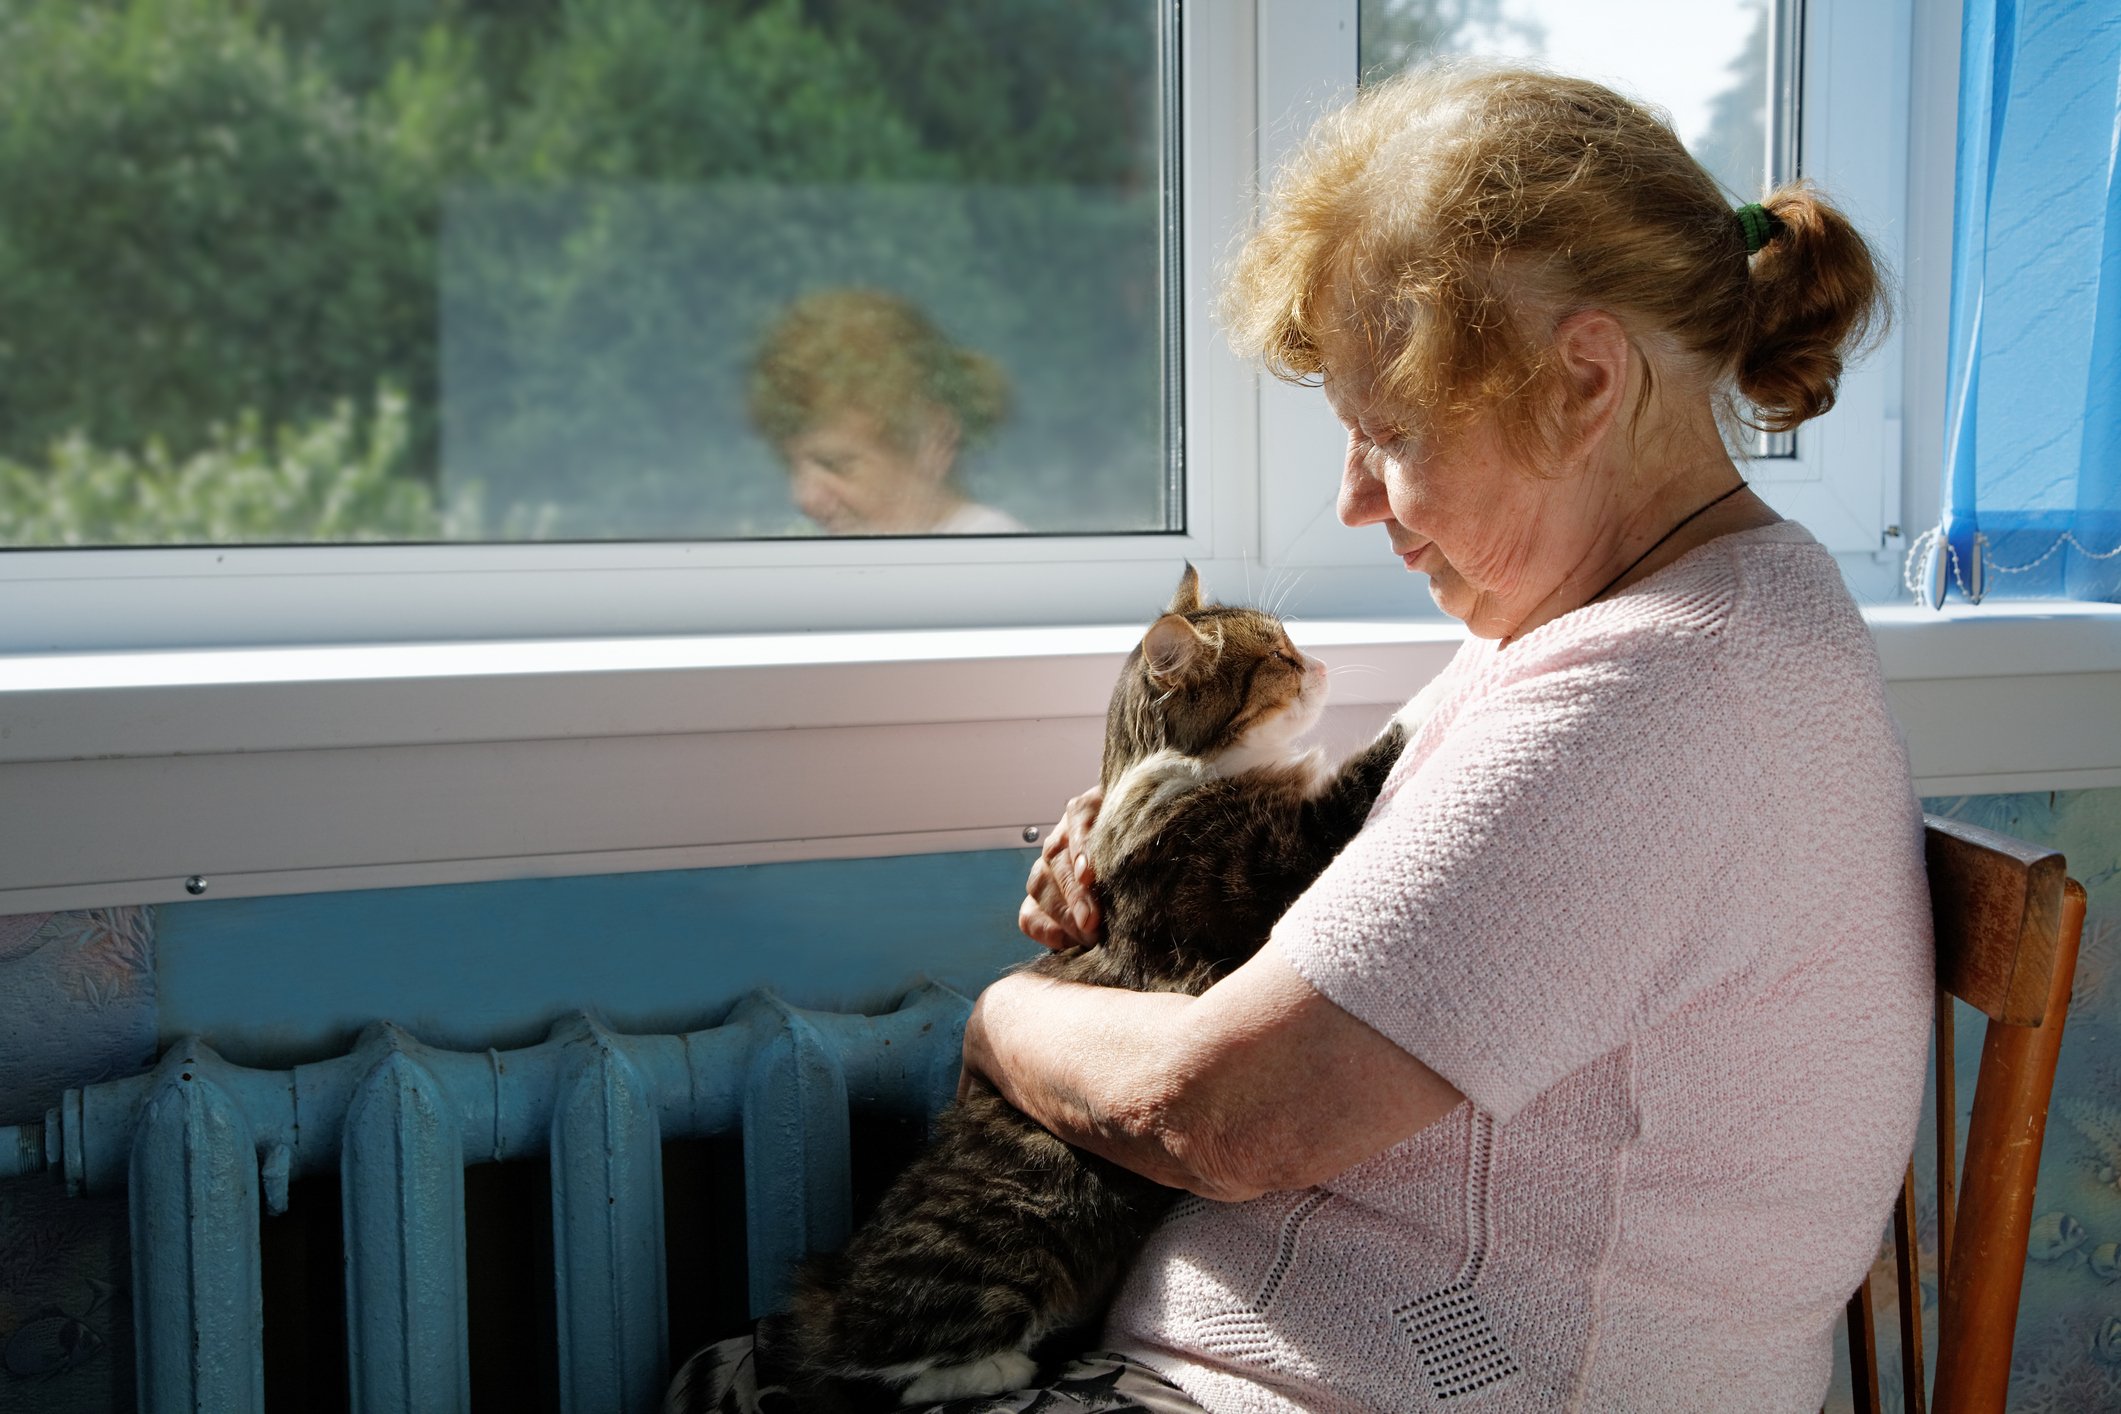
[
  {"xmin": 1142, "ymin": 613, "xmax": 1205, "ymax": 686},
  {"xmin": 1166, "ymin": 562, "xmax": 1203, "ymax": 615}
]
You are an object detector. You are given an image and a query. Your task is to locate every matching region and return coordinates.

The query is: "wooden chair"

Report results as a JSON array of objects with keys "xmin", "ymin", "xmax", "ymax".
[{"xmin": 1842, "ymin": 814, "xmax": 2089, "ymax": 1414}]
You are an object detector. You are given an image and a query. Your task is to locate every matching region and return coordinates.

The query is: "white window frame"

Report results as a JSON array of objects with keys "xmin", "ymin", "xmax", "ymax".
[
  {"xmin": 3, "ymin": 0, "xmax": 2118, "ymax": 917},
  {"xmin": 1752, "ymin": 0, "xmax": 1910, "ymax": 570}
]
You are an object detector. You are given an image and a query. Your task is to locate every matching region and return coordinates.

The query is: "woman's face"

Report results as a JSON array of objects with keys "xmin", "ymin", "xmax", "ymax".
[
  {"xmin": 1325, "ymin": 364, "xmax": 1601, "ymax": 640},
  {"xmin": 782, "ymin": 409, "xmax": 954, "ymax": 535}
]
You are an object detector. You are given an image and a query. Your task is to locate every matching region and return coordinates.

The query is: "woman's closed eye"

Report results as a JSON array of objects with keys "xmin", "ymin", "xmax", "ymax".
[{"xmin": 1350, "ymin": 429, "xmax": 1399, "ymax": 473}]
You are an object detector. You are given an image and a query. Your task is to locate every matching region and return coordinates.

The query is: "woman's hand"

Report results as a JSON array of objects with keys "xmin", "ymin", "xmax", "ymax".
[{"xmin": 1018, "ymin": 785, "xmax": 1105, "ymax": 951}]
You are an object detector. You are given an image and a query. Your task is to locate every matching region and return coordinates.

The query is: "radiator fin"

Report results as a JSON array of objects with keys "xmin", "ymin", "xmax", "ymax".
[
  {"xmin": 737, "ymin": 995, "xmax": 852, "ymax": 1316},
  {"xmin": 129, "ymin": 1044, "xmax": 266, "ymax": 1414},
  {"xmin": 551, "ymin": 1016, "xmax": 671, "ymax": 1413},
  {"xmin": 342, "ymin": 1028, "xmax": 472, "ymax": 1414}
]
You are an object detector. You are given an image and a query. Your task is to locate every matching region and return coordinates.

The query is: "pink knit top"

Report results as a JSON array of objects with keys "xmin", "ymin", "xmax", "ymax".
[{"xmin": 1107, "ymin": 523, "xmax": 1934, "ymax": 1412}]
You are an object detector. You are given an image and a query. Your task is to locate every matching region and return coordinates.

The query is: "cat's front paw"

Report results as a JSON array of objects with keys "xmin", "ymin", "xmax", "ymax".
[
  {"xmin": 898, "ymin": 1350, "xmax": 1038, "ymax": 1405},
  {"xmin": 1389, "ymin": 675, "xmax": 1448, "ymax": 738}
]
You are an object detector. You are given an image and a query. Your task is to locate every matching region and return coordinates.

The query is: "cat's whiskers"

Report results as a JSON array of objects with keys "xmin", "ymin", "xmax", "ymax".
[
  {"xmin": 1267, "ymin": 569, "xmax": 1308, "ymax": 620},
  {"xmin": 1246, "ymin": 565, "xmax": 1277, "ymax": 617}
]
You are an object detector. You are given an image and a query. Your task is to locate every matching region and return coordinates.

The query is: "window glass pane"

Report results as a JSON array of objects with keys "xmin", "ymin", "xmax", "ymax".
[
  {"xmin": 1360, "ymin": 0, "xmax": 1774, "ymax": 204},
  {"xmin": 0, "ymin": 0, "xmax": 1171, "ymax": 547}
]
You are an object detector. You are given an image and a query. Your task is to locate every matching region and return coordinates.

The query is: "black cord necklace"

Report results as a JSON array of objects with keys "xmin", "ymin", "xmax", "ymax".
[{"xmin": 1585, "ymin": 481, "xmax": 1749, "ymax": 606}]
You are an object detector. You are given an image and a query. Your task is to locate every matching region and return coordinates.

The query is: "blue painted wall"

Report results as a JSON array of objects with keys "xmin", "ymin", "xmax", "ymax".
[{"xmin": 154, "ymin": 849, "xmax": 1039, "ymax": 1067}]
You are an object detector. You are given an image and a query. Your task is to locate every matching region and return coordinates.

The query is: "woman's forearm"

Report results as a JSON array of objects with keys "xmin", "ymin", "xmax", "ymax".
[
  {"xmin": 961, "ymin": 972, "xmax": 1225, "ymax": 1193},
  {"xmin": 962, "ymin": 943, "xmax": 1466, "ymax": 1203}
]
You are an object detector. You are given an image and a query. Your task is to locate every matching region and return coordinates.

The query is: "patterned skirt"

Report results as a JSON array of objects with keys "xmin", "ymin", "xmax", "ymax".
[{"xmin": 661, "ymin": 1324, "xmax": 1208, "ymax": 1414}]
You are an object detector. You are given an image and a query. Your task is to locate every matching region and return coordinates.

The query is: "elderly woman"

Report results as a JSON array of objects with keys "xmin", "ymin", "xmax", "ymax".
[
  {"xmin": 981, "ymin": 65, "xmax": 1931, "ymax": 1412},
  {"xmin": 670, "ymin": 64, "xmax": 1930, "ymax": 1414}
]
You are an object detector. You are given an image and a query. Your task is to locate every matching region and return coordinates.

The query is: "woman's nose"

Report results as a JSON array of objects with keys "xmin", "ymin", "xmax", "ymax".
[
  {"xmin": 1337, "ymin": 440, "xmax": 1390, "ymax": 528},
  {"xmin": 792, "ymin": 476, "xmax": 843, "ymax": 529}
]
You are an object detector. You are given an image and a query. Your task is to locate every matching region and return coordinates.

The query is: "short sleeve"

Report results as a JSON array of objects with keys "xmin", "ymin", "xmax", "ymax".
[{"xmin": 1273, "ymin": 632, "xmax": 1763, "ymax": 1124}]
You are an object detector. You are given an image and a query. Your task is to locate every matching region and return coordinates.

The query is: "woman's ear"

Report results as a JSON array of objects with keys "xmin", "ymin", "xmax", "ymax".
[
  {"xmin": 1550, "ymin": 309, "xmax": 1630, "ymax": 455},
  {"xmin": 1142, "ymin": 613, "xmax": 1204, "ymax": 686}
]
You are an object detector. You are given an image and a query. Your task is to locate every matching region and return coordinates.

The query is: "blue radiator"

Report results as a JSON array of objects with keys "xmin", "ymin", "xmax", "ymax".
[{"xmin": 0, "ymin": 984, "xmax": 970, "ymax": 1414}]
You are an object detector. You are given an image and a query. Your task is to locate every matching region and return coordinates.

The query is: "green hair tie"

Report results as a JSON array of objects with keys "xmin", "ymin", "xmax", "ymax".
[{"xmin": 1735, "ymin": 202, "xmax": 1782, "ymax": 255}]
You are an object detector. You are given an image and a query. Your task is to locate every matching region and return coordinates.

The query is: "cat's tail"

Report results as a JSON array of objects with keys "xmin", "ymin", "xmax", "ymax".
[
  {"xmin": 782, "ymin": 1253, "xmax": 907, "ymax": 1412},
  {"xmin": 783, "ymin": 1243, "xmax": 1058, "ymax": 1409},
  {"xmin": 661, "ymin": 1310, "xmax": 868, "ymax": 1414}
]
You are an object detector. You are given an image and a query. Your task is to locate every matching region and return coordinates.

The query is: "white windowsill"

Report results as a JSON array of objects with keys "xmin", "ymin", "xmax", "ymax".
[{"xmin": 3, "ymin": 602, "xmax": 2119, "ymax": 915}]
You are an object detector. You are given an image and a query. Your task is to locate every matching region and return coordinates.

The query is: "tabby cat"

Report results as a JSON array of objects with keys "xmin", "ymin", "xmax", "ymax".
[{"xmin": 780, "ymin": 565, "xmax": 1410, "ymax": 1410}]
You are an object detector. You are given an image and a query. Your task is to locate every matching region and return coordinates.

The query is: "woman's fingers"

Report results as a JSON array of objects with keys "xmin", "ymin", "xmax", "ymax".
[
  {"xmin": 1022, "ymin": 860, "xmax": 1095, "ymax": 950},
  {"xmin": 1019, "ymin": 786, "xmax": 1106, "ymax": 950},
  {"xmin": 1056, "ymin": 787, "xmax": 1105, "ymax": 939},
  {"xmin": 1040, "ymin": 819, "xmax": 1071, "ymax": 863},
  {"xmin": 1020, "ymin": 852, "xmax": 1078, "ymax": 950},
  {"xmin": 1018, "ymin": 891, "xmax": 1076, "ymax": 952},
  {"xmin": 1067, "ymin": 885, "xmax": 1099, "ymax": 942}
]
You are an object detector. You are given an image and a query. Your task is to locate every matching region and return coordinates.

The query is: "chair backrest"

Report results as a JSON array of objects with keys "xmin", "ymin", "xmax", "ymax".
[{"xmin": 1843, "ymin": 814, "xmax": 2088, "ymax": 1414}]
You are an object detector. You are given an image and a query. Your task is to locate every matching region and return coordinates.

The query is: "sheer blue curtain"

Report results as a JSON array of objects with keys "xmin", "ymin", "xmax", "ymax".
[{"xmin": 1917, "ymin": 0, "xmax": 2121, "ymax": 605}]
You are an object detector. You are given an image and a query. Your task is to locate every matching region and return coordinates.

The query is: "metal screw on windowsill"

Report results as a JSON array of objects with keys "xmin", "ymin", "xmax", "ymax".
[
  {"xmin": 184, "ymin": 875, "xmax": 208, "ymax": 896},
  {"xmin": 1022, "ymin": 826, "xmax": 1041, "ymax": 843}
]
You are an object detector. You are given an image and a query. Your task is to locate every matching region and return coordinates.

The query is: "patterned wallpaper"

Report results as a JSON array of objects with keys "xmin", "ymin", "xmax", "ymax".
[
  {"xmin": 1, "ymin": 791, "xmax": 2117, "ymax": 1412},
  {"xmin": 0, "ymin": 909, "xmax": 154, "ymax": 1413}
]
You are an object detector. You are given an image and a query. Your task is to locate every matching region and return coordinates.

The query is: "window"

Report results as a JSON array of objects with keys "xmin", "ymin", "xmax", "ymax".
[
  {"xmin": 0, "ymin": 0, "xmax": 1913, "ymax": 653},
  {"xmin": 0, "ymin": 0, "xmax": 1172, "ymax": 548}
]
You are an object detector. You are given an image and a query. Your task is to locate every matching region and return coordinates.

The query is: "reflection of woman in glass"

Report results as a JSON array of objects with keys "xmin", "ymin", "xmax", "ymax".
[{"xmin": 748, "ymin": 289, "xmax": 1026, "ymax": 535}]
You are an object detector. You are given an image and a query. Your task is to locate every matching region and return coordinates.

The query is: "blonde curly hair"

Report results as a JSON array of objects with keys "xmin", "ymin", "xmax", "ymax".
[{"xmin": 1222, "ymin": 63, "xmax": 1887, "ymax": 461}]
